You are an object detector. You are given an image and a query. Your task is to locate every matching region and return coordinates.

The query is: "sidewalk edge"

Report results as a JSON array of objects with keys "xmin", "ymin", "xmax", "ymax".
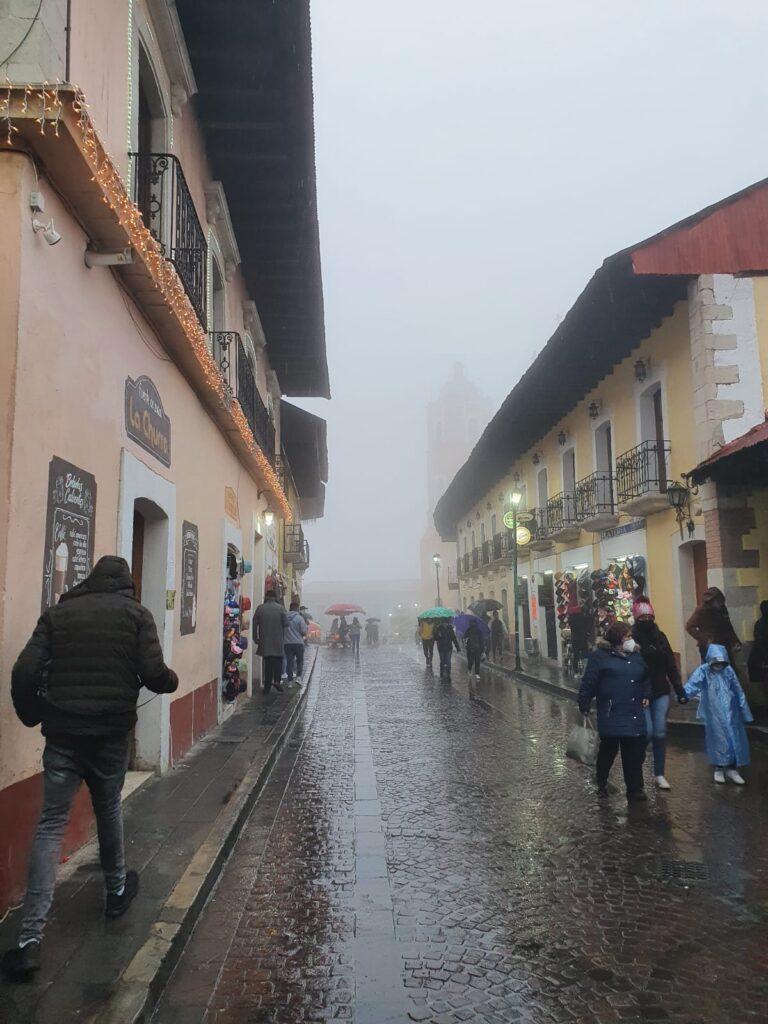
[{"xmin": 91, "ymin": 648, "xmax": 319, "ymax": 1024}]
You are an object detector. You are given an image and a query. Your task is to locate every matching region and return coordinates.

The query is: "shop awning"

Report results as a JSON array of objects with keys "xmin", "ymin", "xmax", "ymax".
[
  {"xmin": 690, "ymin": 418, "xmax": 768, "ymax": 487},
  {"xmin": 280, "ymin": 401, "xmax": 328, "ymax": 520}
]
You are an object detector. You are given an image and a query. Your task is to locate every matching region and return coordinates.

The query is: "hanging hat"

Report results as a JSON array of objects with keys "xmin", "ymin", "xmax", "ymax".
[{"xmin": 632, "ymin": 599, "xmax": 655, "ymax": 619}]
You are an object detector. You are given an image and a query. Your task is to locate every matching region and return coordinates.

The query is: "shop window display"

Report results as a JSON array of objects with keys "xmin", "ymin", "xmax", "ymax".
[{"xmin": 222, "ymin": 546, "xmax": 250, "ymax": 704}]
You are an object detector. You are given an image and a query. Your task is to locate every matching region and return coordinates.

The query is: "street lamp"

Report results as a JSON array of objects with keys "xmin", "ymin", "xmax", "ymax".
[
  {"xmin": 510, "ymin": 490, "xmax": 522, "ymax": 671},
  {"xmin": 432, "ymin": 553, "xmax": 442, "ymax": 606}
]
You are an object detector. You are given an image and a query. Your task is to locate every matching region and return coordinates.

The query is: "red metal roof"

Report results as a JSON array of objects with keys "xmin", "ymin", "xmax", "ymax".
[
  {"xmin": 631, "ymin": 177, "xmax": 768, "ymax": 276},
  {"xmin": 691, "ymin": 418, "xmax": 768, "ymax": 485}
]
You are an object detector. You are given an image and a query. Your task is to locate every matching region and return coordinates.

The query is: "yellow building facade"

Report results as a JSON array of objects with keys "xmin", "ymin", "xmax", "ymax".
[{"xmin": 436, "ymin": 180, "xmax": 768, "ymax": 694}]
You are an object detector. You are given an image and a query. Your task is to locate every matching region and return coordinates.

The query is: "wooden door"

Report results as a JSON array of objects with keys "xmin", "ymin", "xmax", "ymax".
[
  {"xmin": 693, "ymin": 542, "xmax": 708, "ymax": 605},
  {"xmin": 132, "ymin": 509, "xmax": 145, "ymax": 601},
  {"xmin": 653, "ymin": 388, "xmax": 668, "ymax": 489}
]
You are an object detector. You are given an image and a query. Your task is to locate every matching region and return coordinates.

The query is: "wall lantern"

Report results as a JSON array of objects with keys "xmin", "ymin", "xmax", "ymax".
[
  {"xmin": 475, "ymin": 511, "xmax": 481, "ymax": 520},
  {"xmin": 588, "ymin": 401, "xmax": 601, "ymax": 420},
  {"xmin": 667, "ymin": 479, "xmax": 694, "ymax": 539},
  {"xmin": 558, "ymin": 430, "xmax": 568, "ymax": 447},
  {"xmin": 532, "ymin": 453, "xmax": 541, "ymax": 466},
  {"xmin": 634, "ymin": 358, "xmax": 648, "ymax": 383},
  {"xmin": 486, "ymin": 501, "xmax": 492, "ymax": 510}
]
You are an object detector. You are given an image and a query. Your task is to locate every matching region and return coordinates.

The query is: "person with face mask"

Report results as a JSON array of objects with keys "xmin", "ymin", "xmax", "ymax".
[
  {"xmin": 578, "ymin": 621, "xmax": 651, "ymax": 801},
  {"xmin": 631, "ymin": 600, "xmax": 687, "ymax": 791},
  {"xmin": 683, "ymin": 644, "xmax": 753, "ymax": 784}
]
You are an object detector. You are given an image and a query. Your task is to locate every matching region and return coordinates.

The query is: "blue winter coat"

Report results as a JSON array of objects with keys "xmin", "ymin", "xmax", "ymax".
[
  {"xmin": 578, "ymin": 646, "xmax": 650, "ymax": 737},
  {"xmin": 683, "ymin": 644, "xmax": 753, "ymax": 766}
]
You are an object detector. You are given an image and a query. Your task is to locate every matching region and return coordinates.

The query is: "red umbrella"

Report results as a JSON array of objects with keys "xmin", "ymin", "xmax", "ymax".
[{"xmin": 325, "ymin": 603, "xmax": 366, "ymax": 616}]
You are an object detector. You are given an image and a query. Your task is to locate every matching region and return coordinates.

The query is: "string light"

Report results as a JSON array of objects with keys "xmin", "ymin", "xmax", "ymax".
[{"xmin": 4, "ymin": 83, "xmax": 293, "ymax": 523}]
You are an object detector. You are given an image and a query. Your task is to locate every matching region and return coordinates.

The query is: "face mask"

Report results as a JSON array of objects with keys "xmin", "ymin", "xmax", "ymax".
[{"xmin": 622, "ymin": 638, "xmax": 637, "ymax": 654}]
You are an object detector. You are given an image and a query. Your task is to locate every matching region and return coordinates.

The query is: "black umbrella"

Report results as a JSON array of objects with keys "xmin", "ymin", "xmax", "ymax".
[{"xmin": 470, "ymin": 598, "xmax": 502, "ymax": 615}]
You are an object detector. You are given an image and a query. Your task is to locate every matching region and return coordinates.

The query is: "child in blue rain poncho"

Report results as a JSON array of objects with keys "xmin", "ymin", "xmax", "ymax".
[{"xmin": 683, "ymin": 644, "xmax": 753, "ymax": 785}]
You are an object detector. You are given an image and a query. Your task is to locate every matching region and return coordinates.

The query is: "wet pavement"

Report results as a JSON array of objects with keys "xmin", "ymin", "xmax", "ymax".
[{"xmin": 153, "ymin": 644, "xmax": 768, "ymax": 1024}]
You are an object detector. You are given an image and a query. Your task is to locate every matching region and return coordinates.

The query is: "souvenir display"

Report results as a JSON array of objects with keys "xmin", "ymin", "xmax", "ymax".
[
  {"xmin": 589, "ymin": 556, "xmax": 646, "ymax": 636},
  {"xmin": 222, "ymin": 559, "xmax": 248, "ymax": 704}
]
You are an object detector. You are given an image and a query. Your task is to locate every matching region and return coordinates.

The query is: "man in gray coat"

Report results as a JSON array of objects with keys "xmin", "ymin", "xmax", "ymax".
[{"xmin": 254, "ymin": 590, "xmax": 288, "ymax": 694}]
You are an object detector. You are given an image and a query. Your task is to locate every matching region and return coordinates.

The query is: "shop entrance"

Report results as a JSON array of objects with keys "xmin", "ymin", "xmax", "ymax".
[
  {"xmin": 538, "ymin": 573, "xmax": 558, "ymax": 659},
  {"xmin": 131, "ymin": 497, "xmax": 169, "ymax": 769}
]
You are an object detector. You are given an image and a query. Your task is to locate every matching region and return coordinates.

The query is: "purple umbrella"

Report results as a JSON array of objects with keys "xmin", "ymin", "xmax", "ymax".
[{"xmin": 454, "ymin": 613, "xmax": 490, "ymax": 640}]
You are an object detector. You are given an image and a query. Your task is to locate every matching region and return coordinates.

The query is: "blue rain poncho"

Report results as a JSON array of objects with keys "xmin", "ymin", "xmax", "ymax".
[{"xmin": 683, "ymin": 644, "xmax": 753, "ymax": 766}]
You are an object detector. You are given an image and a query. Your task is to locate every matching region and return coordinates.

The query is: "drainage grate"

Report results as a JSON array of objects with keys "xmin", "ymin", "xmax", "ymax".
[{"xmin": 660, "ymin": 859, "xmax": 710, "ymax": 882}]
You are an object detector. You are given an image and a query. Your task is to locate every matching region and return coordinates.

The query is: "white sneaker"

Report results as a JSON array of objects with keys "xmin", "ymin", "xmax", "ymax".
[
  {"xmin": 725, "ymin": 769, "xmax": 746, "ymax": 785},
  {"xmin": 654, "ymin": 776, "xmax": 671, "ymax": 790},
  {"xmin": 713, "ymin": 769, "xmax": 726, "ymax": 784},
  {"xmin": 475, "ymin": 673, "xmax": 481, "ymax": 681}
]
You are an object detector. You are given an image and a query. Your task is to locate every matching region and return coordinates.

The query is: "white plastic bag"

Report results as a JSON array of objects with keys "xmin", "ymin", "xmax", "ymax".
[{"xmin": 566, "ymin": 715, "xmax": 598, "ymax": 766}]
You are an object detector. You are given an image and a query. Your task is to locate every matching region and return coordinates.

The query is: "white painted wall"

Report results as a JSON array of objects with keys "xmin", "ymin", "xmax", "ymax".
[{"xmin": 713, "ymin": 275, "xmax": 765, "ymax": 443}]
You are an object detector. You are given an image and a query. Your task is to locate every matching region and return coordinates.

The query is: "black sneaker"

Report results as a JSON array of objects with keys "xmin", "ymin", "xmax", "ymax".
[
  {"xmin": 2, "ymin": 941, "xmax": 41, "ymax": 980},
  {"xmin": 105, "ymin": 870, "xmax": 139, "ymax": 919},
  {"xmin": 273, "ymin": 682, "xmax": 284, "ymax": 693},
  {"xmin": 627, "ymin": 790, "xmax": 648, "ymax": 803}
]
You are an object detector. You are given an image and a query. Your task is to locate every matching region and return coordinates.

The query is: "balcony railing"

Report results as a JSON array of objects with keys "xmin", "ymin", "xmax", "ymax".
[
  {"xmin": 547, "ymin": 491, "xmax": 581, "ymax": 540},
  {"xmin": 448, "ymin": 566, "xmax": 459, "ymax": 590},
  {"xmin": 576, "ymin": 471, "xmax": 619, "ymax": 530},
  {"xmin": 616, "ymin": 439, "xmax": 672, "ymax": 511},
  {"xmin": 211, "ymin": 332, "xmax": 276, "ymax": 466},
  {"xmin": 492, "ymin": 532, "xmax": 505, "ymax": 561},
  {"xmin": 471, "ymin": 547, "xmax": 480, "ymax": 570},
  {"xmin": 131, "ymin": 153, "xmax": 207, "ymax": 326},
  {"xmin": 481, "ymin": 539, "xmax": 491, "ymax": 565},
  {"xmin": 284, "ymin": 524, "xmax": 309, "ymax": 571},
  {"xmin": 528, "ymin": 507, "xmax": 554, "ymax": 550}
]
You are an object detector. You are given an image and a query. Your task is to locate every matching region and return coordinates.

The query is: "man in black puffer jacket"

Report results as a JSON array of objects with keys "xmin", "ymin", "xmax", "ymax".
[{"xmin": 3, "ymin": 556, "xmax": 178, "ymax": 980}]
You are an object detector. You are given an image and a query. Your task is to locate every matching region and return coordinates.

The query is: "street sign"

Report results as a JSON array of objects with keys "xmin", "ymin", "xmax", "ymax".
[
  {"xmin": 503, "ymin": 510, "xmax": 534, "ymax": 529},
  {"xmin": 502, "ymin": 511, "xmax": 515, "ymax": 529},
  {"xmin": 516, "ymin": 512, "xmax": 534, "ymax": 524},
  {"xmin": 516, "ymin": 526, "xmax": 532, "ymax": 546}
]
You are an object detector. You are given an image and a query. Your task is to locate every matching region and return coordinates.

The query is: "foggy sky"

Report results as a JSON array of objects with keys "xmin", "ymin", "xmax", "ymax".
[{"xmin": 297, "ymin": 0, "xmax": 768, "ymax": 584}]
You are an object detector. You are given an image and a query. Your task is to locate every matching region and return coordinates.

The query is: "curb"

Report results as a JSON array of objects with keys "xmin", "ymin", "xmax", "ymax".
[
  {"xmin": 91, "ymin": 648, "xmax": 319, "ymax": 1024},
  {"xmin": 466, "ymin": 655, "xmax": 768, "ymax": 746}
]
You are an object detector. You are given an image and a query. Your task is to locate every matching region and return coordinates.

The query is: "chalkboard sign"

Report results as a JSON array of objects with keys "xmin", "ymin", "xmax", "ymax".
[
  {"xmin": 180, "ymin": 520, "xmax": 199, "ymax": 635},
  {"xmin": 41, "ymin": 457, "xmax": 97, "ymax": 613},
  {"xmin": 125, "ymin": 375, "xmax": 171, "ymax": 467}
]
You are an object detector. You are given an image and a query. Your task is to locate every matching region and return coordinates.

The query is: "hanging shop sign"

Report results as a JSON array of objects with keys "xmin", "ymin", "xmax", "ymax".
[
  {"xmin": 600, "ymin": 518, "xmax": 645, "ymax": 541},
  {"xmin": 503, "ymin": 510, "xmax": 533, "ymax": 529},
  {"xmin": 180, "ymin": 521, "xmax": 199, "ymax": 635},
  {"xmin": 516, "ymin": 526, "xmax": 532, "ymax": 546},
  {"xmin": 224, "ymin": 486, "xmax": 240, "ymax": 524},
  {"xmin": 125, "ymin": 375, "xmax": 171, "ymax": 467},
  {"xmin": 41, "ymin": 456, "xmax": 97, "ymax": 613}
]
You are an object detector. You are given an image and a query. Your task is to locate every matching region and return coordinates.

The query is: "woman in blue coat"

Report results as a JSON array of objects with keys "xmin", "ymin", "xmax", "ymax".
[
  {"xmin": 578, "ymin": 621, "xmax": 651, "ymax": 801},
  {"xmin": 683, "ymin": 644, "xmax": 753, "ymax": 785}
]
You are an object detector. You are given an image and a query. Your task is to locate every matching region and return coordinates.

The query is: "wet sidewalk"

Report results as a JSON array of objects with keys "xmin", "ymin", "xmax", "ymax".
[{"xmin": 0, "ymin": 650, "xmax": 316, "ymax": 1024}]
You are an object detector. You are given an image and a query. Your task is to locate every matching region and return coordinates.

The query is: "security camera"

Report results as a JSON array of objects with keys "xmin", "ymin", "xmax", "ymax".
[{"xmin": 32, "ymin": 217, "xmax": 62, "ymax": 246}]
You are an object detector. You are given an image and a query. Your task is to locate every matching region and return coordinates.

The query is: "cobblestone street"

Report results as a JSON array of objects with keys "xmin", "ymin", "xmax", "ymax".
[{"xmin": 154, "ymin": 646, "xmax": 768, "ymax": 1024}]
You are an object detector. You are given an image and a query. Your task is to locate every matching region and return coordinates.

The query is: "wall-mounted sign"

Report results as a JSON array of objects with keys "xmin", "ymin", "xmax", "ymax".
[
  {"xmin": 41, "ymin": 456, "xmax": 97, "ymax": 612},
  {"xmin": 180, "ymin": 521, "xmax": 198, "ymax": 635},
  {"xmin": 224, "ymin": 486, "xmax": 239, "ymax": 524},
  {"xmin": 516, "ymin": 526, "xmax": 532, "ymax": 546},
  {"xmin": 125, "ymin": 375, "xmax": 171, "ymax": 467}
]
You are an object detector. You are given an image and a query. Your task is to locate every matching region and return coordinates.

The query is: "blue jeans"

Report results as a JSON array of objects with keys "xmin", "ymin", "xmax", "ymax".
[
  {"xmin": 645, "ymin": 693, "xmax": 670, "ymax": 776},
  {"xmin": 19, "ymin": 736, "xmax": 129, "ymax": 943},
  {"xmin": 284, "ymin": 643, "xmax": 305, "ymax": 680},
  {"xmin": 438, "ymin": 647, "xmax": 453, "ymax": 677}
]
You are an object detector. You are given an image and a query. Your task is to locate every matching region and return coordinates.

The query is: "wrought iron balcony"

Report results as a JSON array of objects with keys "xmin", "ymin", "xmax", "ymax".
[
  {"xmin": 616, "ymin": 439, "xmax": 672, "ymax": 515},
  {"xmin": 130, "ymin": 153, "xmax": 207, "ymax": 326},
  {"xmin": 481, "ymin": 539, "xmax": 491, "ymax": 565},
  {"xmin": 528, "ymin": 507, "xmax": 554, "ymax": 551},
  {"xmin": 471, "ymin": 547, "xmax": 480, "ymax": 570},
  {"xmin": 448, "ymin": 565, "xmax": 459, "ymax": 590},
  {"xmin": 211, "ymin": 332, "xmax": 276, "ymax": 466},
  {"xmin": 547, "ymin": 492, "xmax": 581, "ymax": 543},
  {"xmin": 284, "ymin": 524, "xmax": 309, "ymax": 570},
  {"xmin": 576, "ymin": 471, "xmax": 619, "ymax": 531}
]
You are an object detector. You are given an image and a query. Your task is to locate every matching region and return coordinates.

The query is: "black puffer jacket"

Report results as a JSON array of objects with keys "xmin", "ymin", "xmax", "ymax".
[
  {"xmin": 12, "ymin": 556, "xmax": 178, "ymax": 736},
  {"xmin": 632, "ymin": 621, "xmax": 683, "ymax": 700}
]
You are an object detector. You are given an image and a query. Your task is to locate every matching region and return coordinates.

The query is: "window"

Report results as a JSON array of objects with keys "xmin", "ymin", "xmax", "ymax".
[
  {"xmin": 210, "ymin": 256, "xmax": 225, "ymax": 333},
  {"xmin": 491, "ymin": 513, "xmax": 497, "ymax": 536},
  {"xmin": 471, "ymin": 530, "xmax": 476, "ymax": 549},
  {"xmin": 563, "ymin": 448, "xmax": 576, "ymax": 495},
  {"xmin": 480, "ymin": 523, "xmax": 486, "ymax": 544},
  {"xmin": 537, "ymin": 468, "xmax": 548, "ymax": 507},
  {"xmin": 595, "ymin": 421, "xmax": 612, "ymax": 473}
]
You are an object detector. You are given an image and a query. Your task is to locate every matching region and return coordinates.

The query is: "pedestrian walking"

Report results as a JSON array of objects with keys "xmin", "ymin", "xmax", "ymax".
[
  {"xmin": 686, "ymin": 587, "xmax": 741, "ymax": 664},
  {"xmin": 3, "ymin": 556, "xmax": 178, "ymax": 980},
  {"xmin": 747, "ymin": 599, "xmax": 768, "ymax": 690},
  {"xmin": 465, "ymin": 618, "xmax": 484, "ymax": 680},
  {"xmin": 683, "ymin": 644, "xmax": 753, "ymax": 785},
  {"xmin": 433, "ymin": 618, "xmax": 460, "ymax": 681},
  {"xmin": 578, "ymin": 621, "xmax": 651, "ymax": 801},
  {"xmin": 350, "ymin": 616, "xmax": 362, "ymax": 656},
  {"xmin": 284, "ymin": 600, "xmax": 308, "ymax": 682},
  {"xmin": 255, "ymin": 589, "xmax": 288, "ymax": 693},
  {"xmin": 631, "ymin": 599, "xmax": 688, "ymax": 791},
  {"xmin": 490, "ymin": 610, "xmax": 507, "ymax": 663},
  {"xmin": 339, "ymin": 615, "xmax": 349, "ymax": 647},
  {"xmin": 419, "ymin": 617, "xmax": 435, "ymax": 667}
]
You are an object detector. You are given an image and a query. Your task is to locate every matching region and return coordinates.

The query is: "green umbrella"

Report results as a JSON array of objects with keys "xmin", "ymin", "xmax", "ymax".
[{"xmin": 418, "ymin": 606, "xmax": 455, "ymax": 620}]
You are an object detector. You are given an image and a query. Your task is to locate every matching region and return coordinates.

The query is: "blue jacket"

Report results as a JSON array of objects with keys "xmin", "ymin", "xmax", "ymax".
[
  {"xmin": 578, "ymin": 646, "xmax": 650, "ymax": 737},
  {"xmin": 683, "ymin": 644, "xmax": 753, "ymax": 766}
]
